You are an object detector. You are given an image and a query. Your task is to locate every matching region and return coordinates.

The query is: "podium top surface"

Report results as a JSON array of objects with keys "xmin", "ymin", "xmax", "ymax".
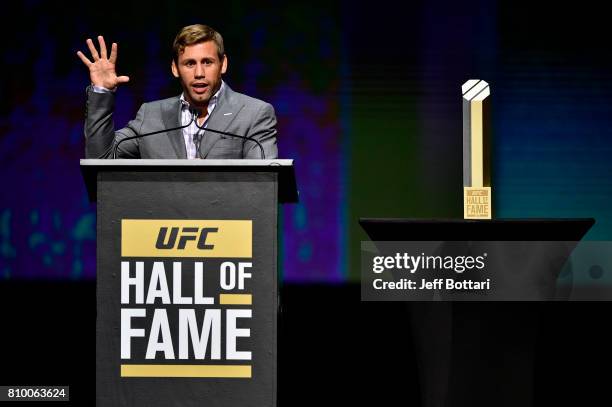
[
  {"xmin": 359, "ymin": 218, "xmax": 596, "ymax": 241},
  {"xmin": 80, "ymin": 159, "xmax": 298, "ymax": 203},
  {"xmin": 80, "ymin": 158, "xmax": 294, "ymax": 167}
]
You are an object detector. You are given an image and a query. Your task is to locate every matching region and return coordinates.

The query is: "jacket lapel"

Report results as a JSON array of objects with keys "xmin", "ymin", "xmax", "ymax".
[
  {"xmin": 161, "ymin": 97, "xmax": 187, "ymax": 159},
  {"xmin": 200, "ymin": 84, "xmax": 245, "ymax": 158}
]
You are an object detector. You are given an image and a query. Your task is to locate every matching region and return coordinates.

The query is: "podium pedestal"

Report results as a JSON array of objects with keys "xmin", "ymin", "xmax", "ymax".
[{"xmin": 360, "ymin": 218, "xmax": 594, "ymax": 407}]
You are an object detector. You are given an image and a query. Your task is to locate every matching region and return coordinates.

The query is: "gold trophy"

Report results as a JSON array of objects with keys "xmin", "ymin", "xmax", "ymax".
[{"xmin": 462, "ymin": 80, "xmax": 492, "ymax": 219}]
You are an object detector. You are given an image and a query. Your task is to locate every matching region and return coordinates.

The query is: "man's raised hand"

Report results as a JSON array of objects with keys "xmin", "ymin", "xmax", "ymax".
[{"xmin": 77, "ymin": 35, "xmax": 130, "ymax": 90}]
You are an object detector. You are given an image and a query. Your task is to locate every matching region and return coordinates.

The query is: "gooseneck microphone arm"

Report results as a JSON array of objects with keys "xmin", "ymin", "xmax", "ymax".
[
  {"xmin": 192, "ymin": 108, "xmax": 266, "ymax": 159},
  {"xmin": 110, "ymin": 106, "xmax": 268, "ymax": 159},
  {"xmin": 111, "ymin": 113, "xmax": 197, "ymax": 159}
]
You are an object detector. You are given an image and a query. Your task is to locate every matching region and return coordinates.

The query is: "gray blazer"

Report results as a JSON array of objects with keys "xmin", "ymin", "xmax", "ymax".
[{"xmin": 84, "ymin": 84, "xmax": 278, "ymax": 159}]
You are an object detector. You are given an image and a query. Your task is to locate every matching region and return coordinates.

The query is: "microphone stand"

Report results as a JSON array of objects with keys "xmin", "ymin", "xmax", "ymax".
[
  {"xmin": 192, "ymin": 109, "xmax": 266, "ymax": 159},
  {"xmin": 111, "ymin": 113, "xmax": 197, "ymax": 159}
]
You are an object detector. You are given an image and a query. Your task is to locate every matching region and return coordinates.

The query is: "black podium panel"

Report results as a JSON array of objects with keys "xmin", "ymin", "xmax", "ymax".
[
  {"xmin": 359, "ymin": 218, "xmax": 595, "ymax": 241},
  {"xmin": 82, "ymin": 159, "xmax": 296, "ymax": 407}
]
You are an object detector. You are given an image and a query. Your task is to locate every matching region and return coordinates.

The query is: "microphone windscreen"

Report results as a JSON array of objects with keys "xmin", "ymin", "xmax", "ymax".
[{"xmin": 189, "ymin": 107, "xmax": 203, "ymax": 117}]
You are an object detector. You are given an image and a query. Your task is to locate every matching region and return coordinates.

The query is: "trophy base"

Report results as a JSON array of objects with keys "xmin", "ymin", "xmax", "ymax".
[{"xmin": 464, "ymin": 187, "xmax": 492, "ymax": 219}]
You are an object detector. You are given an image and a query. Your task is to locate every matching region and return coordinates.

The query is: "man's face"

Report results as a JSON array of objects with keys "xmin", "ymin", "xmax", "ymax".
[{"xmin": 171, "ymin": 41, "xmax": 227, "ymax": 108}]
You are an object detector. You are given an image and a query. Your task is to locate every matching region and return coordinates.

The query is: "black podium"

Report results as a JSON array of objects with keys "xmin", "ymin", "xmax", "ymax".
[
  {"xmin": 81, "ymin": 159, "xmax": 297, "ymax": 407},
  {"xmin": 359, "ymin": 218, "xmax": 594, "ymax": 241},
  {"xmin": 359, "ymin": 218, "xmax": 595, "ymax": 407}
]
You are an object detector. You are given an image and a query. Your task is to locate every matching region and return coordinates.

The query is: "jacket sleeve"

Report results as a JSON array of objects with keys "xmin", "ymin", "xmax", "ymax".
[
  {"xmin": 84, "ymin": 86, "xmax": 144, "ymax": 158},
  {"xmin": 244, "ymin": 102, "xmax": 278, "ymax": 159}
]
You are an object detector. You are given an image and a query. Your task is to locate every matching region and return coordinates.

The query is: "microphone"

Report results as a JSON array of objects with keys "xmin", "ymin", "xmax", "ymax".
[
  {"xmin": 111, "ymin": 112, "xmax": 197, "ymax": 159},
  {"xmin": 190, "ymin": 107, "xmax": 266, "ymax": 159}
]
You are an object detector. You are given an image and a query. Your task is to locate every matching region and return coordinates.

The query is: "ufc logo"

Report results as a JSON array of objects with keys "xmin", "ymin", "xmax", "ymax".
[{"xmin": 155, "ymin": 227, "xmax": 218, "ymax": 250}]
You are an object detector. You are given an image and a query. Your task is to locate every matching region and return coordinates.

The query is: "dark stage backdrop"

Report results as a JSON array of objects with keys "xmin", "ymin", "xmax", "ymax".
[{"xmin": 1, "ymin": 0, "xmax": 611, "ymax": 282}]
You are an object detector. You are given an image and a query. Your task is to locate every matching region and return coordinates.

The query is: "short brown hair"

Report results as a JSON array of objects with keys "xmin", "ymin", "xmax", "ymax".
[{"xmin": 172, "ymin": 24, "xmax": 225, "ymax": 64}]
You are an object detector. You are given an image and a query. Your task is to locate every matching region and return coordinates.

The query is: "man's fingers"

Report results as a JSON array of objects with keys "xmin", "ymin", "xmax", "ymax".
[
  {"xmin": 117, "ymin": 76, "xmax": 130, "ymax": 84},
  {"xmin": 76, "ymin": 50, "xmax": 92, "ymax": 66},
  {"xmin": 109, "ymin": 42, "xmax": 118, "ymax": 64},
  {"xmin": 98, "ymin": 36, "xmax": 108, "ymax": 59},
  {"xmin": 86, "ymin": 38, "xmax": 100, "ymax": 60}
]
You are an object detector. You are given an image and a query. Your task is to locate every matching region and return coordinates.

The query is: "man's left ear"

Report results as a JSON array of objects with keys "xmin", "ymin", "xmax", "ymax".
[{"xmin": 221, "ymin": 55, "xmax": 228, "ymax": 74}]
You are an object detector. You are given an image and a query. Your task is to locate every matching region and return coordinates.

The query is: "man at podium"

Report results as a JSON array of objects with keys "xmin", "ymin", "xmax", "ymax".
[{"xmin": 77, "ymin": 24, "xmax": 278, "ymax": 159}]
